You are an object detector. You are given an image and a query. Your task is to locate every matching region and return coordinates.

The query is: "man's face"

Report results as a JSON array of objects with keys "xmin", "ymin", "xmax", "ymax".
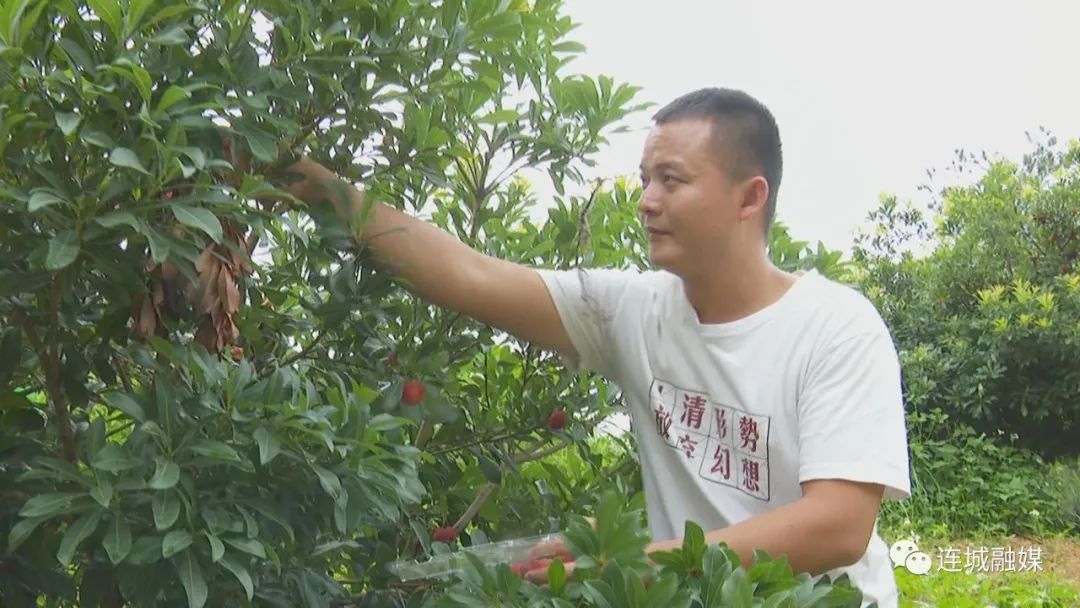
[{"xmin": 637, "ymin": 118, "xmax": 744, "ymax": 276}]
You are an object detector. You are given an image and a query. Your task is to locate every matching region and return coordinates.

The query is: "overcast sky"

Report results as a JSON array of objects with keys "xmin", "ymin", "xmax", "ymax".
[{"xmin": 530, "ymin": 0, "xmax": 1080, "ymax": 255}]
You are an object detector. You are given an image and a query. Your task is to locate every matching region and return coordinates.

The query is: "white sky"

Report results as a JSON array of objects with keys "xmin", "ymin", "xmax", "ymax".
[{"xmin": 528, "ymin": 0, "xmax": 1080, "ymax": 255}]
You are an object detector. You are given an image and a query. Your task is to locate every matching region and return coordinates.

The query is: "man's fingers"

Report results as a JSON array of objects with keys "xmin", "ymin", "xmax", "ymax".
[
  {"xmin": 524, "ymin": 558, "xmax": 575, "ymax": 585},
  {"xmin": 526, "ymin": 539, "xmax": 565, "ymax": 559}
]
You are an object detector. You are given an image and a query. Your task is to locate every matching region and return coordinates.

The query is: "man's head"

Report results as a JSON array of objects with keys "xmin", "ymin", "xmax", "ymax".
[{"xmin": 637, "ymin": 87, "xmax": 783, "ymax": 276}]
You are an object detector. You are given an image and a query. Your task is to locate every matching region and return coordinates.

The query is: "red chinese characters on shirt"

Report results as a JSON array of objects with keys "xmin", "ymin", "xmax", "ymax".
[
  {"xmin": 649, "ymin": 378, "xmax": 771, "ymax": 500},
  {"xmin": 680, "ymin": 394, "xmax": 707, "ymax": 430},
  {"xmin": 739, "ymin": 415, "xmax": 760, "ymax": 452},
  {"xmin": 741, "ymin": 458, "xmax": 761, "ymax": 492},
  {"xmin": 678, "ymin": 433, "xmax": 699, "ymax": 459},
  {"xmin": 710, "ymin": 444, "xmax": 731, "ymax": 479},
  {"xmin": 713, "ymin": 407, "xmax": 729, "ymax": 440},
  {"xmin": 654, "ymin": 404, "xmax": 673, "ymax": 440}
]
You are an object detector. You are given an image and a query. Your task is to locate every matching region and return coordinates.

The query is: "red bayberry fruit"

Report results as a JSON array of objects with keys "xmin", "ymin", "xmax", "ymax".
[
  {"xmin": 432, "ymin": 526, "xmax": 457, "ymax": 543},
  {"xmin": 402, "ymin": 380, "xmax": 425, "ymax": 405},
  {"xmin": 387, "ymin": 351, "xmax": 397, "ymax": 366},
  {"xmin": 547, "ymin": 410, "xmax": 566, "ymax": 431}
]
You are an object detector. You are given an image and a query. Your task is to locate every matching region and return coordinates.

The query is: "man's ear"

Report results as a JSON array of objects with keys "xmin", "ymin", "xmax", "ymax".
[{"xmin": 737, "ymin": 176, "xmax": 770, "ymax": 223}]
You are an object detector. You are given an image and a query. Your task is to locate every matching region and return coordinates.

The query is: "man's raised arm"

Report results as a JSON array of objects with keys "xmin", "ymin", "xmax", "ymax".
[{"xmin": 284, "ymin": 156, "xmax": 576, "ymax": 356}]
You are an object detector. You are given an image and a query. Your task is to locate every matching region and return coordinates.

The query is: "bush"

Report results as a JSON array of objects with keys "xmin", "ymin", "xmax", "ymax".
[
  {"xmin": 880, "ymin": 409, "xmax": 1062, "ymax": 541},
  {"xmin": 853, "ymin": 136, "xmax": 1080, "ymax": 459},
  {"xmin": 1047, "ymin": 459, "xmax": 1080, "ymax": 536}
]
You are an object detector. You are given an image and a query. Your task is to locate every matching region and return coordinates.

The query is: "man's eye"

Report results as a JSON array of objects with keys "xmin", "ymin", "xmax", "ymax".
[{"xmin": 662, "ymin": 175, "xmax": 678, "ymax": 184}]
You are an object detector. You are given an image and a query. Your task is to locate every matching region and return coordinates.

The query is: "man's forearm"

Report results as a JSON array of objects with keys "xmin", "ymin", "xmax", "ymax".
[
  {"xmin": 647, "ymin": 497, "xmax": 868, "ymax": 575},
  {"xmin": 287, "ymin": 157, "xmax": 488, "ymax": 311}
]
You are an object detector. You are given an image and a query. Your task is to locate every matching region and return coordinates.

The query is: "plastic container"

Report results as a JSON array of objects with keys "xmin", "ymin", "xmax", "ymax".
[{"xmin": 387, "ymin": 532, "xmax": 563, "ymax": 581}]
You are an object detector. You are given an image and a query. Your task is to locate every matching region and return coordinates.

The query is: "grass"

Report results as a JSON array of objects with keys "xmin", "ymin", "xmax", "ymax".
[{"xmin": 897, "ymin": 567, "xmax": 1080, "ymax": 607}]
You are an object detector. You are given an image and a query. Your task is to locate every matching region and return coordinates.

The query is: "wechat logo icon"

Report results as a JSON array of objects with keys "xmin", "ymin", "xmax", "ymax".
[{"xmin": 890, "ymin": 539, "xmax": 932, "ymax": 576}]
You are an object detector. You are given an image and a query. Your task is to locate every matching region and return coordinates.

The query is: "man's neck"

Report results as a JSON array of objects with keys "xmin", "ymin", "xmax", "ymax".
[{"xmin": 680, "ymin": 254, "xmax": 798, "ymax": 325}]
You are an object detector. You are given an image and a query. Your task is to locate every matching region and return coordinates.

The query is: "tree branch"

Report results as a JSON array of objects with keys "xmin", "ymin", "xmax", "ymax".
[{"xmin": 452, "ymin": 481, "xmax": 498, "ymax": 532}]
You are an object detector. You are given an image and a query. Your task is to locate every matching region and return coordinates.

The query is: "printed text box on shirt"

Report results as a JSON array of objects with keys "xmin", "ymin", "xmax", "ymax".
[
  {"xmin": 672, "ymin": 387, "xmax": 711, "ymax": 435},
  {"xmin": 736, "ymin": 452, "xmax": 770, "ymax": 501},
  {"xmin": 733, "ymin": 411, "xmax": 770, "ymax": 459},
  {"xmin": 698, "ymin": 438, "xmax": 738, "ymax": 489}
]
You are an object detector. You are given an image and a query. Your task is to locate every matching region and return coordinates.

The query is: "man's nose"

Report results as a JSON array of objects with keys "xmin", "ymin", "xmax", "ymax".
[{"xmin": 637, "ymin": 184, "xmax": 662, "ymax": 216}]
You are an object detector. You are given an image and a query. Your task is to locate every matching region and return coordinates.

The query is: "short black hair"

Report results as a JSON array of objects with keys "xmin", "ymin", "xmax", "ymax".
[{"xmin": 652, "ymin": 87, "xmax": 783, "ymax": 236}]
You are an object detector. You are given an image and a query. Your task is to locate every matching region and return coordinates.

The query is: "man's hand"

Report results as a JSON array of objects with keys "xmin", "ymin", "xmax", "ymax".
[
  {"xmin": 515, "ymin": 517, "xmax": 595, "ymax": 584},
  {"xmin": 518, "ymin": 539, "xmax": 576, "ymax": 584}
]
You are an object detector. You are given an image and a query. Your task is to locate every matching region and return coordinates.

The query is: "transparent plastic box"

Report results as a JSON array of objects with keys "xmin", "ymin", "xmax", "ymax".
[{"xmin": 387, "ymin": 532, "xmax": 562, "ymax": 581}]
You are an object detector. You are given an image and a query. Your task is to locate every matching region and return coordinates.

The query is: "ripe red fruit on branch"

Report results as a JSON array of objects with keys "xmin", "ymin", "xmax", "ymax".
[
  {"xmin": 432, "ymin": 526, "xmax": 457, "ymax": 543},
  {"xmin": 547, "ymin": 410, "xmax": 566, "ymax": 431},
  {"xmin": 386, "ymin": 351, "xmax": 397, "ymax": 366},
  {"xmin": 402, "ymin": 380, "xmax": 425, "ymax": 405}
]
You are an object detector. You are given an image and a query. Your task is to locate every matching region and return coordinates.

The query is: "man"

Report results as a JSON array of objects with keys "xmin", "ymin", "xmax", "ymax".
[{"xmin": 282, "ymin": 87, "xmax": 911, "ymax": 606}]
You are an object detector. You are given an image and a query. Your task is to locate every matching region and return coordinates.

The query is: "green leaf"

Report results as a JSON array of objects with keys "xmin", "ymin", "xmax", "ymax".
[
  {"xmin": 54, "ymin": 112, "xmax": 81, "ymax": 136},
  {"xmin": 126, "ymin": 535, "xmax": 163, "ymax": 565},
  {"xmin": 102, "ymin": 391, "xmax": 145, "ymax": 422},
  {"xmin": 95, "ymin": 212, "xmax": 142, "ymax": 231},
  {"xmin": 682, "ymin": 520, "xmax": 706, "ymax": 566},
  {"xmin": 8, "ymin": 515, "xmax": 49, "ymax": 552},
  {"xmin": 110, "ymin": 147, "xmax": 151, "ymax": 175},
  {"xmin": 102, "ymin": 515, "xmax": 133, "ymax": 564},
  {"xmin": 28, "ymin": 189, "xmax": 68, "ymax": 212},
  {"xmin": 57, "ymin": 509, "xmax": 105, "ymax": 566},
  {"xmin": 720, "ymin": 567, "xmax": 754, "ymax": 608},
  {"xmin": 90, "ymin": 478, "xmax": 113, "ymax": 507},
  {"xmin": 87, "ymin": 0, "xmax": 122, "ymax": 39},
  {"xmin": 92, "ymin": 444, "xmax": 140, "ymax": 472},
  {"xmin": 478, "ymin": 109, "xmax": 520, "ymax": 124},
  {"xmin": 106, "ymin": 61, "xmax": 152, "ymax": 105},
  {"xmin": 253, "ymin": 427, "xmax": 281, "ymax": 465},
  {"xmin": 179, "ymin": 146, "xmax": 206, "ymax": 169},
  {"xmin": 143, "ymin": 226, "xmax": 171, "ymax": 263},
  {"xmin": 188, "ymin": 439, "xmax": 241, "ymax": 462},
  {"xmin": 81, "ymin": 130, "xmax": 115, "ymax": 149},
  {"xmin": 173, "ymin": 550, "xmax": 208, "ymax": 608},
  {"xmin": 148, "ymin": 458, "xmax": 180, "ymax": 489},
  {"xmin": 220, "ymin": 553, "xmax": 254, "ymax": 600},
  {"xmin": 242, "ymin": 128, "xmax": 277, "ymax": 163},
  {"xmin": 311, "ymin": 464, "xmax": 341, "ymax": 499},
  {"xmin": 644, "ymin": 572, "xmax": 680, "ymax": 606},
  {"xmin": 548, "ymin": 557, "xmax": 566, "ymax": 594},
  {"xmin": 126, "ymin": 0, "xmax": 155, "ymax": 35},
  {"xmin": 158, "ymin": 85, "xmax": 191, "ymax": 112},
  {"xmin": 153, "ymin": 491, "xmax": 181, "ymax": 530},
  {"xmin": 162, "ymin": 530, "xmax": 193, "ymax": 558},
  {"xmin": 223, "ymin": 536, "xmax": 265, "ymax": 558},
  {"xmin": 150, "ymin": 25, "xmax": 189, "ymax": 45},
  {"xmin": 172, "ymin": 206, "xmax": 223, "ymax": 242},
  {"xmin": 18, "ymin": 492, "xmax": 79, "ymax": 518},
  {"xmin": 204, "ymin": 532, "xmax": 224, "ymax": 562},
  {"xmin": 46, "ymin": 230, "xmax": 80, "ymax": 270}
]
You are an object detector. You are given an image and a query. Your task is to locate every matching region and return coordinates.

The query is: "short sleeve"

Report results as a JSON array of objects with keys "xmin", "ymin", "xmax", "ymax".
[
  {"xmin": 797, "ymin": 331, "xmax": 912, "ymax": 501},
  {"xmin": 533, "ymin": 267, "xmax": 638, "ymax": 379}
]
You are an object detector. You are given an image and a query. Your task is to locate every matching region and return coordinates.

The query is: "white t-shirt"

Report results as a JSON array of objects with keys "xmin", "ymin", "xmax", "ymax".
[{"xmin": 535, "ymin": 267, "xmax": 911, "ymax": 607}]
